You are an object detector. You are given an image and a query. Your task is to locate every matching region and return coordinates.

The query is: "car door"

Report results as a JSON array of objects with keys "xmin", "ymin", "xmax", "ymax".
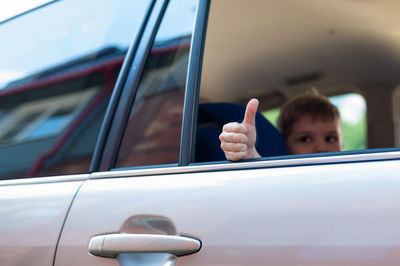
[
  {"xmin": 55, "ymin": 158, "xmax": 400, "ymax": 266},
  {"xmin": 0, "ymin": 1, "xmax": 150, "ymax": 265},
  {"xmin": 54, "ymin": 0, "xmax": 400, "ymax": 266}
]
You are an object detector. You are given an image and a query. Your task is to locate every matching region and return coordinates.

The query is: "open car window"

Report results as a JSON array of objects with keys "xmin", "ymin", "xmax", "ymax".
[{"xmin": 195, "ymin": 0, "xmax": 400, "ymax": 163}]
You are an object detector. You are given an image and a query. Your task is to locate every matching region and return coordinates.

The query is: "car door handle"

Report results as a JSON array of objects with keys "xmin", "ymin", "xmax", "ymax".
[{"xmin": 88, "ymin": 233, "xmax": 201, "ymax": 258}]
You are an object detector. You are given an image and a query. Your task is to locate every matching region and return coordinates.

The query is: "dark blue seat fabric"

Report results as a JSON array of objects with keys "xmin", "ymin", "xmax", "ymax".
[{"xmin": 195, "ymin": 102, "xmax": 287, "ymax": 162}]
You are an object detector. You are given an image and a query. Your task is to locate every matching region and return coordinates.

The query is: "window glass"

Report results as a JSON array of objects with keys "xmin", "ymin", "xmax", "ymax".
[
  {"xmin": 115, "ymin": 0, "xmax": 197, "ymax": 168},
  {"xmin": 0, "ymin": 0, "xmax": 53, "ymax": 22},
  {"xmin": 0, "ymin": 0, "xmax": 150, "ymax": 179}
]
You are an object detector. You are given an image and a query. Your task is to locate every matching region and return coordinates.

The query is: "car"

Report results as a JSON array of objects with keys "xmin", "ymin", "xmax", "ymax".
[{"xmin": 1, "ymin": 0, "xmax": 400, "ymax": 265}]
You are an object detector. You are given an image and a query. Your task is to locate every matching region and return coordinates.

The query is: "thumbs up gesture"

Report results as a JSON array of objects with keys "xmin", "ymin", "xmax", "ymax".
[{"xmin": 219, "ymin": 98, "xmax": 261, "ymax": 161}]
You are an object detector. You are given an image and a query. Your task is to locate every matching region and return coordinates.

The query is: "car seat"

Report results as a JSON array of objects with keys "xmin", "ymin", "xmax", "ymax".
[{"xmin": 195, "ymin": 102, "xmax": 287, "ymax": 162}]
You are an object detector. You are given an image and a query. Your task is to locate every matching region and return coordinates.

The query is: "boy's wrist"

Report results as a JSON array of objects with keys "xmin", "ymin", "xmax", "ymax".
[{"xmin": 249, "ymin": 147, "xmax": 261, "ymax": 159}]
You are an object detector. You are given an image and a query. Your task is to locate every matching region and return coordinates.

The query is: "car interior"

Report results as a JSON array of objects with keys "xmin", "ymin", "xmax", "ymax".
[
  {"xmin": 195, "ymin": 102, "xmax": 287, "ymax": 162},
  {"xmin": 196, "ymin": 0, "xmax": 400, "ymax": 162}
]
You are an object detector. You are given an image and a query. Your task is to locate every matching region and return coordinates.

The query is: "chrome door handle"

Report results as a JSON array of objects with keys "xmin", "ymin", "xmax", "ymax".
[{"xmin": 89, "ymin": 233, "xmax": 201, "ymax": 258}]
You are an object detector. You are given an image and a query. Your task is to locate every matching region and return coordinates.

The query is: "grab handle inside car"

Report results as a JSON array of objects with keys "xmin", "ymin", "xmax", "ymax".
[{"xmin": 88, "ymin": 233, "xmax": 201, "ymax": 258}]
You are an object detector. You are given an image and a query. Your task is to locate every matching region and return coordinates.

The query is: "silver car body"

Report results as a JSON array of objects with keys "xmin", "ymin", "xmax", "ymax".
[{"xmin": 1, "ymin": 0, "xmax": 400, "ymax": 265}]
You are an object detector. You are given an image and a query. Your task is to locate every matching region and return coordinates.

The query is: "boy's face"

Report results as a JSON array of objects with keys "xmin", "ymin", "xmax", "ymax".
[{"xmin": 286, "ymin": 115, "xmax": 343, "ymax": 155}]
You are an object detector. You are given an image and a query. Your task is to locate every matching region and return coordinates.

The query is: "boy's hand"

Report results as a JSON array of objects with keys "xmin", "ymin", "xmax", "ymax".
[{"xmin": 219, "ymin": 98, "xmax": 261, "ymax": 161}]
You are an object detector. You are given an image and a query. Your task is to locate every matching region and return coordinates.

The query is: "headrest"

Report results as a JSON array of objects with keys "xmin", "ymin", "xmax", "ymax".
[{"xmin": 195, "ymin": 102, "xmax": 287, "ymax": 162}]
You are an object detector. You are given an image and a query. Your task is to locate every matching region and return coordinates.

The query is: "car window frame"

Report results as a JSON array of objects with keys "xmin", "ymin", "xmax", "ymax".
[
  {"xmin": 95, "ymin": 0, "xmax": 210, "ymax": 172},
  {"xmin": 179, "ymin": 0, "xmax": 210, "ymax": 166},
  {"xmin": 92, "ymin": 0, "xmax": 165, "ymax": 172}
]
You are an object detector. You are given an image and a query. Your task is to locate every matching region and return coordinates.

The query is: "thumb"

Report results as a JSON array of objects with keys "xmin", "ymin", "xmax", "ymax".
[{"xmin": 242, "ymin": 98, "xmax": 259, "ymax": 126}]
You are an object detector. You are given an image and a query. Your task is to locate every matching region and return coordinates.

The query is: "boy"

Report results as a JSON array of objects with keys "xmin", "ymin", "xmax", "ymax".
[{"xmin": 219, "ymin": 94, "xmax": 343, "ymax": 160}]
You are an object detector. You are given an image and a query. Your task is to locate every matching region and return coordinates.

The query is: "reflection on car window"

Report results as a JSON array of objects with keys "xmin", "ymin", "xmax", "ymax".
[
  {"xmin": 115, "ymin": 0, "xmax": 197, "ymax": 168},
  {"xmin": 0, "ymin": 89, "xmax": 95, "ymax": 144},
  {"xmin": 0, "ymin": 0, "xmax": 150, "ymax": 179}
]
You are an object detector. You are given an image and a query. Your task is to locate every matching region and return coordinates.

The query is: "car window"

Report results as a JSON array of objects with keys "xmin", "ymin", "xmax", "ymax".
[
  {"xmin": 0, "ymin": 0, "xmax": 54, "ymax": 22},
  {"xmin": 0, "ymin": 0, "xmax": 150, "ymax": 179},
  {"xmin": 115, "ymin": 0, "xmax": 197, "ymax": 168},
  {"xmin": 197, "ymin": 0, "xmax": 400, "ymax": 162}
]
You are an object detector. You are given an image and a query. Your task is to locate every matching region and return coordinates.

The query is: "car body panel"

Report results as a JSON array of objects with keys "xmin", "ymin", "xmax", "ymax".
[
  {"xmin": 55, "ymin": 156, "xmax": 400, "ymax": 265},
  {"xmin": 0, "ymin": 176, "xmax": 84, "ymax": 266}
]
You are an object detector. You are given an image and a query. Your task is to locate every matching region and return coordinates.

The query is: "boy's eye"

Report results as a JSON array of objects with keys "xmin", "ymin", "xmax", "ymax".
[
  {"xmin": 325, "ymin": 136, "xmax": 338, "ymax": 142},
  {"xmin": 299, "ymin": 136, "xmax": 312, "ymax": 143}
]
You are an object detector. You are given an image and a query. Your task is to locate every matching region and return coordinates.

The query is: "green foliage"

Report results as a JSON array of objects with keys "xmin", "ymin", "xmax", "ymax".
[
  {"xmin": 263, "ymin": 109, "xmax": 279, "ymax": 127},
  {"xmin": 341, "ymin": 117, "xmax": 366, "ymax": 151}
]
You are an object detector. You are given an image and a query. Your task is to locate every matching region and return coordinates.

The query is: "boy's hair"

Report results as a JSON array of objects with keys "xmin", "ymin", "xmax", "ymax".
[{"xmin": 277, "ymin": 93, "xmax": 341, "ymax": 139}]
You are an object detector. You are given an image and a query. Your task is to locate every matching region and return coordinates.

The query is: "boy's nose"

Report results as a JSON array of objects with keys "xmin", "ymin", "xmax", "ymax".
[{"xmin": 314, "ymin": 140, "xmax": 328, "ymax": 153}]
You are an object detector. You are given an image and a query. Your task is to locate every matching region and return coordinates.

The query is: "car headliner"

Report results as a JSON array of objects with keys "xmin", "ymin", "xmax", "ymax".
[{"xmin": 200, "ymin": 0, "xmax": 400, "ymax": 107}]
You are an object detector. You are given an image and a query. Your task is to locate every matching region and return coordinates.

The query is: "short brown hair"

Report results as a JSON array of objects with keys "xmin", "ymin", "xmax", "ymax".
[{"xmin": 277, "ymin": 94, "xmax": 341, "ymax": 139}]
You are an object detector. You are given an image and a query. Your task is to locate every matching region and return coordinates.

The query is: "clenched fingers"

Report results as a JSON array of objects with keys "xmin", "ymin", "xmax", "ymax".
[
  {"xmin": 222, "ymin": 122, "xmax": 247, "ymax": 134},
  {"xmin": 220, "ymin": 142, "xmax": 247, "ymax": 152},
  {"xmin": 219, "ymin": 131, "xmax": 249, "ymax": 144}
]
